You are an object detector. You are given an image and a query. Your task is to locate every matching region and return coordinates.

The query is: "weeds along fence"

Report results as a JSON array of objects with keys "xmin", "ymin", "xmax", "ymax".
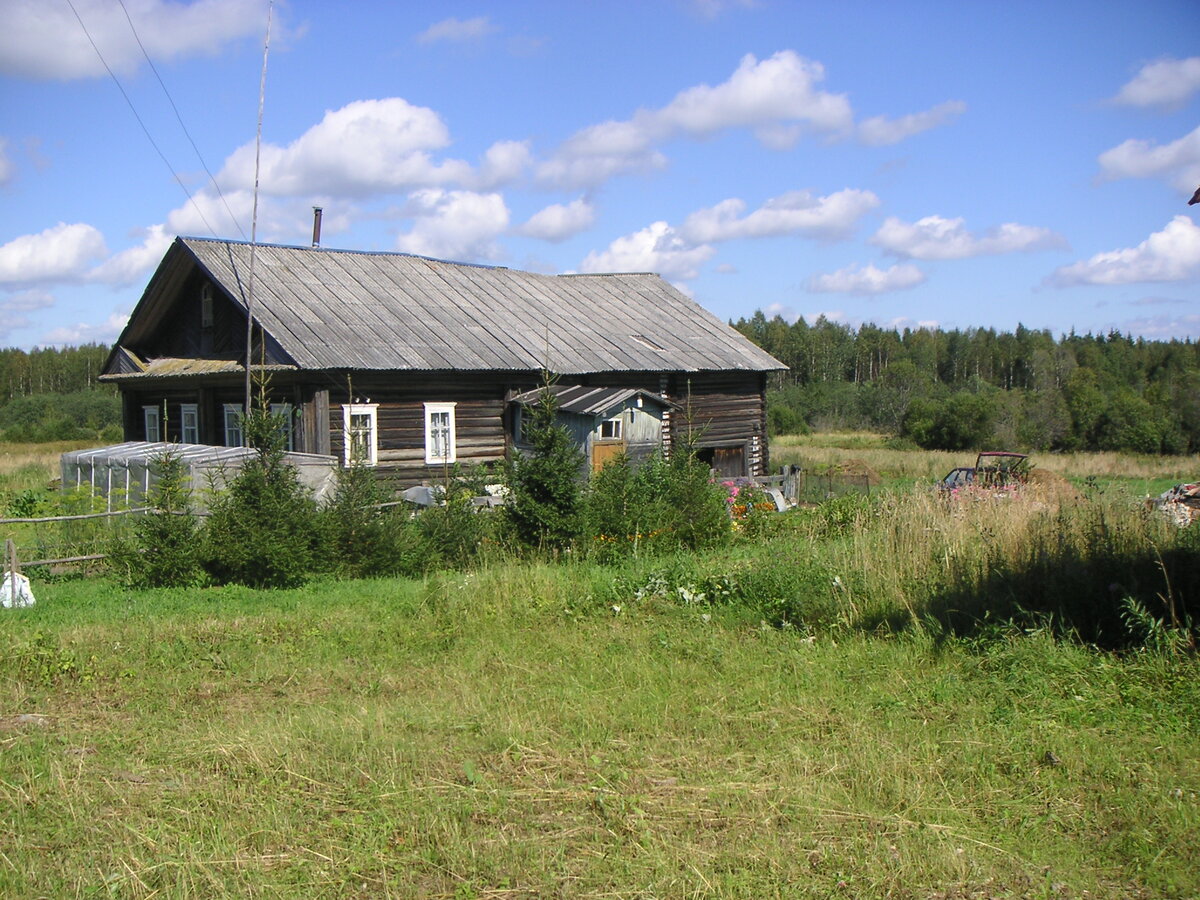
[
  {"xmin": 0, "ymin": 506, "xmax": 155, "ymax": 570},
  {"xmin": 765, "ymin": 464, "xmax": 873, "ymax": 505}
]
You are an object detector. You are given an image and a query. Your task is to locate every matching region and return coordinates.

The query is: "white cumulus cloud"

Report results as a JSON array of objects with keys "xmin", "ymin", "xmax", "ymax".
[
  {"xmin": 0, "ymin": 0, "xmax": 269, "ymax": 81},
  {"xmin": 417, "ymin": 16, "xmax": 497, "ymax": 44},
  {"xmin": 1112, "ymin": 57, "xmax": 1200, "ymax": 109},
  {"xmin": 536, "ymin": 121, "xmax": 667, "ymax": 190},
  {"xmin": 41, "ymin": 311, "xmax": 130, "ymax": 347},
  {"xmin": 807, "ymin": 262, "xmax": 926, "ymax": 295},
  {"xmin": 1097, "ymin": 125, "xmax": 1200, "ymax": 192},
  {"xmin": 873, "ymin": 215, "xmax": 1065, "ymax": 259},
  {"xmin": 0, "ymin": 223, "xmax": 108, "ymax": 286},
  {"xmin": 218, "ymin": 98, "xmax": 471, "ymax": 198},
  {"xmin": 538, "ymin": 51, "xmax": 853, "ymax": 188},
  {"xmin": 1049, "ymin": 216, "xmax": 1200, "ymax": 286},
  {"xmin": 537, "ymin": 51, "xmax": 963, "ymax": 188},
  {"xmin": 579, "ymin": 222, "xmax": 715, "ymax": 281},
  {"xmin": 517, "ymin": 199, "xmax": 596, "ymax": 242},
  {"xmin": 1117, "ymin": 312, "xmax": 1200, "ymax": 340},
  {"xmin": 680, "ymin": 188, "xmax": 879, "ymax": 243},
  {"xmin": 0, "ymin": 137, "xmax": 12, "ymax": 186},
  {"xmin": 0, "ymin": 289, "xmax": 54, "ymax": 341},
  {"xmin": 857, "ymin": 100, "xmax": 967, "ymax": 146},
  {"xmin": 88, "ymin": 225, "xmax": 174, "ymax": 285},
  {"xmin": 395, "ymin": 189, "xmax": 509, "ymax": 261},
  {"xmin": 471, "ymin": 140, "xmax": 533, "ymax": 189},
  {"xmin": 165, "ymin": 188, "xmax": 254, "ymax": 237},
  {"xmin": 656, "ymin": 50, "xmax": 852, "ymax": 139}
]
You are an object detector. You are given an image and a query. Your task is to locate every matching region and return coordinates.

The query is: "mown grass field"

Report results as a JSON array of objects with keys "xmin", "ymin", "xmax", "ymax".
[{"xmin": 1, "ymin": 439, "xmax": 1198, "ymax": 898}]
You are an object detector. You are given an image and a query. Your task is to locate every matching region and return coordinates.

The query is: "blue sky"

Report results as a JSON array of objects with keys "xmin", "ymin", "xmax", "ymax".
[{"xmin": 1, "ymin": 0, "xmax": 1198, "ymax": 351}]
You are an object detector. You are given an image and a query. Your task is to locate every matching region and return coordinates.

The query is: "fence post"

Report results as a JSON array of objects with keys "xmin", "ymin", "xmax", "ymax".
[{"xmin": 5, "ymin": 538, "xmax": 18, "ymax": 602}]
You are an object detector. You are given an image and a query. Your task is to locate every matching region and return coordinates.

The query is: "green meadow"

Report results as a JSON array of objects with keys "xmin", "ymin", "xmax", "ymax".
[{"xmin": 1, "ymin": 442, "xmax": 1198, "ymax": 898}]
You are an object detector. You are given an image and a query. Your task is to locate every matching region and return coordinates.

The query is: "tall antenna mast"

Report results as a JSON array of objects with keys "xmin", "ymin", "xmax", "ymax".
[{"xmin": 245, "ymin": 0, "xmax": 273, "ymax": 418}]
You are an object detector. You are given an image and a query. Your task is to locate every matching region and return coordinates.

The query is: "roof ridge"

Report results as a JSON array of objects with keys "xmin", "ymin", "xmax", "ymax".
[
  {"xmin": 180, "ymin": 236, "xmax": 667, "ymax": 279},
  {"xmin": 180, "ymin": 235, "xmax": 508, "ymax": 271}
]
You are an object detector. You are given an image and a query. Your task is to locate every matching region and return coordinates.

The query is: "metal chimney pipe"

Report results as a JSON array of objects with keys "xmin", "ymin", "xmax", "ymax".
[{"xmin": 311, "ymin": 207, "xmax": 323, "ymax": 248}]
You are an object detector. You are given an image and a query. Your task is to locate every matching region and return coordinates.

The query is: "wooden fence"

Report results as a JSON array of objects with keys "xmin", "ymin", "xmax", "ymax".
[
  {"xmin": 1, "ymin": 507, "xmax": 146, "ymax": 571},
  {"xmin": 756, "ymin": 465, "xmax": 872, "ymax": 505}
]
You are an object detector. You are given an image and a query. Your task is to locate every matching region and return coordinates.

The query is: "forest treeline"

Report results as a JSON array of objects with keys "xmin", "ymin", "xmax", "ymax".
[
  {"xmin": 0, "ymin": 344, "xmax": 120, "ymax": 443},
  {"xmin": 3, "ymin": 323, "xmax": 1199, "ymax": 454},
  {"xmin": 732, "ymin": 313, "xmax": 1200, "ymax": 454}
]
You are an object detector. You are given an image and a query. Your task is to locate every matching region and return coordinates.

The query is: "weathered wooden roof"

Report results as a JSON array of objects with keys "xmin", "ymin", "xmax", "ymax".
[
  {"xmin": 146, "ymin": 237, "xmax": 783, "ymax": 375},
  {"xmin": 111, "ymin": 357, "xmax": 297, "ymax": 379},
  {"xmin": 510, "ymin": 385, "xmax": 673, "ymax": 418}
]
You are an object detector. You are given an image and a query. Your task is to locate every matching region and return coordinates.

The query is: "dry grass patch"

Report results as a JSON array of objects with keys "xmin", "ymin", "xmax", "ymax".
[
  {"xmin": 0, "ymin": 440, "xmax": 93, "ymax": 478},
  {"xmin": 772, "ymin": 433, "xmax": 1199, "ymax": 491}
]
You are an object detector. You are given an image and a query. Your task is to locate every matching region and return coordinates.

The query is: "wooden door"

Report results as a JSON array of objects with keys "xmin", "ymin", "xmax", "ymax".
[
  {"xmin": 592, "ymin": 441, "xmax": 626, "ymax": 472},
  {"xmin": 712, "ymin": 446, "xmax": 746, "ymax": 478}
]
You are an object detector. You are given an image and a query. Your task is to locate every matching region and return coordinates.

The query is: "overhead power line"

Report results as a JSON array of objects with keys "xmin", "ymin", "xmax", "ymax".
[
  {"xmin": 65, "ymin": 0, "xmax": 227, "ymax": 241},
  {"xmin": 115, "ymin": 0, "xmax": 248, "ymax": 240}
]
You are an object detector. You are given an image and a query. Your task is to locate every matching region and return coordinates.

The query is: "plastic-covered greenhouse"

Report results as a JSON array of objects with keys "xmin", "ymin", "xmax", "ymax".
[{"xmin": 60, "ymin": 443, "xmax": 339, "ymax": 510}]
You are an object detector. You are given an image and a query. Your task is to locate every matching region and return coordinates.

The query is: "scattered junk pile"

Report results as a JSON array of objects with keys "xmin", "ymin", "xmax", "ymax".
[
  {"xmin": 728, "ymin": 462, "xmax": 877, "ymax": 510},
  {"xmin": 939, "ymin": 451, "xmax": 1030, "ymax": 497},
  {"xmin": 1150, "ymin": 482, "xmax": 1200, "ymax": 527},
  {"xmin": 2, "ymin": 539, "xmax": 34, "ymax": 609}
]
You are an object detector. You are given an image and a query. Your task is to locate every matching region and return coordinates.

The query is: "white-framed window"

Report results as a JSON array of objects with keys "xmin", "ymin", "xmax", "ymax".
[
  {"xmin": 424, "ymin": 402, "xmax": 456, "ymax": 465},
  {"xmin": 343, "ymin": 403, "xmax": 378, "ymax": 466},
  {"xmin": 223, "ymin": 403, "xmax": 244, "ymax": 447},
  {"xmin": 143, "ymin": 405, "xmax": 161, "ymax": 443},
  {"xmin": 180, "ymin": 403, "xmax": 199, "ymax": 444},
  {"xmin": 271, "ymin": 403, "xmax": 295, "ymax": 451},
  {"xmin": 598, "ymin": 416, "xmax": 622, "ymax": 440}
]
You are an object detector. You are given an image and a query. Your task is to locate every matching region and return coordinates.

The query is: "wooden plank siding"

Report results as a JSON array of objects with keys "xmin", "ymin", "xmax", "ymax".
[
  {"xmin": 666, "ymin": 372, "xmax": 768, "ymax": 475},
  {"xmin": 315, "ymin": 370, "xmax": 769, "ymax": 483},
  {"xmin": 105, "ymin": 240, "xmax": 785, "ymax": 486},
  {"xmin": 117, "ymin": 368, "xmax": 769, "ymax": 484},
  {"xmin": 325, "ymin": 376, "xmax": 509, "ymax": 485}
]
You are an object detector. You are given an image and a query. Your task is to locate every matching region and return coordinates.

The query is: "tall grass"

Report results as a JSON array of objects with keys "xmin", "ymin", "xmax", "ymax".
[
  {"xmin": 1, "ymin": 569, "xmax": 1197, "ymax": 897},
  {"xmin": 827, "ymin": 487, "xmax": 1197, "ymax": 646},
  {"xmin": 0, "ymin": 440, "xmax": 96, "ymax": 482}
]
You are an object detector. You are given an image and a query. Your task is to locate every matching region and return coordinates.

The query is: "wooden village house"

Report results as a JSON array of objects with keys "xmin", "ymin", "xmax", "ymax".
[{"xmin": 100, "ymin": 237, "xmax": 785, "ymax": 484}]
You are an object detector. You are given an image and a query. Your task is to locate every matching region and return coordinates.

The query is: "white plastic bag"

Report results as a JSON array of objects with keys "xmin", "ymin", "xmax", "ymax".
[{"xmin": 0, "ymin": 571, "xmax": 35, "ymax": 608}]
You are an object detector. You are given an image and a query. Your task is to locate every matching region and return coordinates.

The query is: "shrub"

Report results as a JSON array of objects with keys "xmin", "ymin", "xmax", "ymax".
[
  {"xmin": 659, "ymin": 439, "xmax": 733, "ymax": 552},
  {"xmin": 415, "ymin": 489, "xmax": 494, "ymax": 571},
  {"xmin": 583, "ymin": 445, "xmax": 730, "ymax": 560},
  {"xmin": 503, "ymin": 381, "xmax": 583, "ymax": 551},
  {"xmin": 318, "ymin": 463, "xmax": 419, "ymax": 578},
  {"xmin": 767, "ymin": 403, "xmax": 805, "ymax": 436},
  {"xmin": 583, "ymin": 452, "xmax": 643, "ymax": 562},
  {"xmin": 607, "ymin": 554, "xmax": 842, "ymax": 630},
  {"xmin": 203, "ymin": 403, "xmax": 319, "ymax": 588},
  {"xmin": 0, "ymin": 390, "xmax": 120, "ymax": 442},
  {"xmin": 732, "ymin": 484, "xmax": 780, "ymax": 541},
  {"xmin": 108, "ymin": 450, "xmax": 205, "ymax": 588}
]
